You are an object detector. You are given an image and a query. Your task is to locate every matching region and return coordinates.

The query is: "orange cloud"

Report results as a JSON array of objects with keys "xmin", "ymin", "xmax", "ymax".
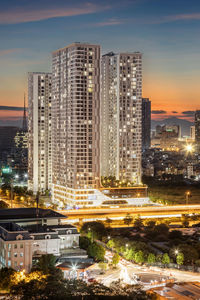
[{"xmin": 0, "ymin": 49, "xmax": 21, "ymax": 56}]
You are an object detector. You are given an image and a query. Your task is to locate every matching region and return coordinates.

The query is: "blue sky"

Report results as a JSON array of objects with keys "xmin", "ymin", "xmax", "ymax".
[{"xmin": 0, "ymin": 0, "xmax": 200, "ymax": 123}]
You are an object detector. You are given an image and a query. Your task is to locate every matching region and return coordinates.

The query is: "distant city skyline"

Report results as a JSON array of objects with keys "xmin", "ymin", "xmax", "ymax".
[{"xmin": 1, "ymin": 0, "xmax": 200, "ymax": 123}]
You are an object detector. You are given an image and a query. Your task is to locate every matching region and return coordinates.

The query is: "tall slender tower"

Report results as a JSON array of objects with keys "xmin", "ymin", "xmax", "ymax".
[
  {"xmin": 142, "ymin": 98, "xmax": 151, "ymax": 150},
  {"xmin": 195, "ymin": 110, "xmax": 200, "ymax": 153},
  {"xmin": 101, "ymin": 52, "xmax": 142, "ymax": 184},
  {"xmin": 14, "ymin": 93, "xmax": 28, "ymax": 171},
  {"xmin": 52, "ymin": 43, "xmax": 101, "ymax": 207},
  {"xmin": 22, "ymin": 93, "xmax": 28, "ymax": 132},
  {"xmin": 28, "ymin": 73, "xmax": 52, "ymax": 193}
]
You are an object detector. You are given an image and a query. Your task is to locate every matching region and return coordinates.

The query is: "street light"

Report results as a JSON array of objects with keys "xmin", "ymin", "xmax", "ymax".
[
  {"xmin": 174, "ymin": 249, "xmax": 179, "ymax": 255},
  {"xmin": 185, "ymin": 191, "xmax": 191, "ymax": 205},
  {"xmin": 15, "ymin": 174, "xmax": 19, "ymax": 180},
  {"xmin": 185, "ymin": 144, "xmax": 194, "ymax": 153}
]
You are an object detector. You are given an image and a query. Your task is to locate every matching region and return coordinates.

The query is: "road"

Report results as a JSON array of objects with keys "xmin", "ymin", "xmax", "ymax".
[
  {"xmin": 88, "ymin": 250, "xmax": 200, "ymax": 289},
  {"xmin": 59, "ymin": 204, "xmax": 200, "ymax": 221}
]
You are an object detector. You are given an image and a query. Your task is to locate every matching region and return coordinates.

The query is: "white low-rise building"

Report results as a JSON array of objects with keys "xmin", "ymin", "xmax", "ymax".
[{"xmin": 0, "ymin": 208, "xmax": 80, "ymax": 272}]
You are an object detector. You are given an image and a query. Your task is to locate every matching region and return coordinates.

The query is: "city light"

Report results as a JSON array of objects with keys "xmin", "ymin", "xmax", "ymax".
[{"xmin": 185, "ymin": 144, "xmax": 194, "ymax": 153}]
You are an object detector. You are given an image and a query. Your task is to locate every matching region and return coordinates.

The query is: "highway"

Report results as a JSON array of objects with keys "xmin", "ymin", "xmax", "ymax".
[{"xmin": 59, "ymin": 204, "xmax": 200, "ymax": 221}]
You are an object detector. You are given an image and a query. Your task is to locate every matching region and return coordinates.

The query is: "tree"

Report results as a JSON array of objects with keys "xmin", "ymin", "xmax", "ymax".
[
  {"xmin": 134, "ymin": 250, "xmax": 145, "ymax": 264},
  {"xmin": 112, "ymin": 253, "xmax": 120, "ymax": 267},
  {"xmin": 176, "ymin": 253, "xmax": 184, "ymax": 265},
  {"xmin": 147, "ymin": 253, "xmax": 156, "ymax": 264},
  {"xmin": 123, "ymin": 214, "xmax": 133, "ymax": 227},
  {"xmin": 107, "ymin": 239, "xmax": 115, "ymax": 249},
  {"xmin": 182, "ymin": 218, "xmax": 189, "ymax": 228},
  {"xmin": 169, "ymin": 230, "xmax": 183, "ymax": 240},
  {"xmin": 81, "ymin": 221, "xmax": 107, "ymax": 240},
  {"xmin": 87, "ymin": 242, "xmax": 105, "ymax": 261},
  {"xmin": 154, "ymin": 223, "xmax": 169, "ymax": 236},
  {"xmin": 105, "ymin": 217, "xmax": 112, "ymax": 227},
  {"xmin": 98, "ymin": 262, "xmax": 107, "ymax": 273},
  {"xmin": 145, "ymin": 220, "xmax": 156, "ymax": 229},
  {"xmin": 35, "ymin": 254, "xmax": 57, "ymax": 274},
  {"xmin": 133, "ymin": 215, "xmax": 143, "ymax": 231},
  {"xmin": 79, "ymin": 236, "xmax": 91, "ymax": 250},
  {"xmin": 162, "ymin": 253, "xmax": 170, "ymax": 265},
  {"xmin": 178, "ymin": 244, "xmax": 199, "ymax": 264},
  {"xmin": 0, "ymin": 267, "xmax": 16, "ymax": 290},
  {"xmin": 124, "ymin": 248, "xmax": 135, "ymax": 260},
  {"xmin": 0, "ymin": 200, "xmax": 9, "ymax": 208},
  {"xmin": 156, "ymin": 254, "xmax": 163, "ymax": 263}
]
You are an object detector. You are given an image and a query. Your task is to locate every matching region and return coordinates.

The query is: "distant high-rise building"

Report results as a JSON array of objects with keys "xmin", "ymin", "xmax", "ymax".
[
  {"xmin": 0, "ymin": 126, "xmax": 19, "ymax": 168},
  {"xmin": 101, "ymin": 51, "xmax": 142, "ymax": 184},
  {"xmin": 195, "ymin": 110, "xmax": 200, "ymax": 145},
  {"xmin": 51, "ymin": 43, "xmax": 101, "ymax": 207},
  {"xmin": 190, "ymin": 125, "xmax": 195, "ymax": 140},
  {"xmin": 14, "ymin": 94, "xmax": 28, "ymax": 171},
  {"xmin": 142, "ymin": 98, "xmax": 151, "ymax": 150},
  {"xmin": 28, "ymin": 73, "xmax": 52, "ymax": 193}
]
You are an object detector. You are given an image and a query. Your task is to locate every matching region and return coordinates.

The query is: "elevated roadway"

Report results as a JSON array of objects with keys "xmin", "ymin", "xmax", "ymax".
[{"xmin": 59, "ymin": 204, "xmax": 200, "ymax": 221}]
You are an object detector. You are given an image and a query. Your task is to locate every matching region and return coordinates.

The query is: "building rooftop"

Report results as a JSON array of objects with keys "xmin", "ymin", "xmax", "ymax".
[
  {"xmin": 0, "ymin": 208, "xmax": 66, "ymax": 221},
  {"xmin": 0, "ymin": 223, "xmax": 31, "ymax": 241},
  {"xmin": 52, "ymin": 42, "xmax": 100, "ymax": 54}
]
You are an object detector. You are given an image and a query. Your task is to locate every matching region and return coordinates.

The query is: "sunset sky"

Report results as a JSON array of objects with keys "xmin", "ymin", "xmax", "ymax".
[{"xmin": 0, "ymin": 0, "xmax": 200, "ymax": 124}]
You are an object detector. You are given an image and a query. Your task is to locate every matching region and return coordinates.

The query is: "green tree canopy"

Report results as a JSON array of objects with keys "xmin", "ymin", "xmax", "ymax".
[
  {"xmin": 154, "ymin": 223, "xmax": 169, "ymax": 236},
  {"xmin": 176, "ymin": 253, "xmax": 184, "ymax": 265},
  {"xmin": 162, "ymin": 253, "xmax": 170, "ymax": 265},
  {"xmin": 178, "ymin": 244, "xmax": 199, "ymax": 264},
  {"xmin": 81, "ymin": 221, "xmax": 107, "ymax": 240},
  {"xmin": 0, "ymin": 267, "xmax": 16, "ymax": 290},
  {"xmin": 134, "ymin": 250, "xmax": 145, "ymax": 264},
  {"xmin": 112, "ymin": 253, "xmax": 120, "ymax": 267},
  {"xmin": 133, "ymin": 215, "xmax": 143, "ymax": 230},
  {"xmin": 123, "ymin": 214, "xmax": 133, "ymax": 227},
  {"xmin": 147, "ymin": 253, "xmax": 156, "ymax": 264},
  {"xmin": 168, "ymin": 230, "xmax": 183, "ymax": 240},
  {"xmin": 107, "ymin": 239, "xmax": 115, "ymax": 249},
  {"xmin": 87, "ymin": 242, "xmax": 105, "ymax": 261},
  {"xmin": 34, "ymin": 254, "xmax": 57, "ymax": 274}
]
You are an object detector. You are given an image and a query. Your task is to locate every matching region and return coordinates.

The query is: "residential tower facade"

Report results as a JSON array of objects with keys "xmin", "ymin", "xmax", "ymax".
[
  {"xmin": 28, "ymin": 73, "xmax": 52, "ymax": 193},
  {"xmin": 51, "ymin": 43, "xmax": 101, "ymax": 207},
  {"xmin": 101, "ymin": 52, "xmax": 142, "ymax": 185}
]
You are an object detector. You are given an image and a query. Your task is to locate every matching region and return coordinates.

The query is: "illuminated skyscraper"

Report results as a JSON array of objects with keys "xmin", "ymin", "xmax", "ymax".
[
  {"xmin": 142, "ymin": 98, "xmax": 151, "ymax": 150},
  {"xmin": 51, "ymin": 43, "xmax": 101, "ymax": 207},
  {"xmin": 101, "ymin": 52, "xmax": 142, "ymax": 184},
  {"xmin": 28, "ymin": 73, "xmax": 52, "ymax": 193},
  {"xmin": 195, "ymin": 111, "xmax": 200, "ymax": 142}
]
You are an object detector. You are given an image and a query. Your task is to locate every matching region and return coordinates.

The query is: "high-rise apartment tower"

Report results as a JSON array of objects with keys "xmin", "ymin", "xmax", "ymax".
[
  {"xmin": 51, "ymin": 43, "xmax": 101, "ymax": 207},
  {"xmin": 28, "ymin": 73, "xmax": 52, "ymax": 193},
  {"xmin": 142, "ymin": 98, "xmax": 151, "ymax": 150},
  {"xmin": 101, "ymin": 52, "xmax": 142, "ymax": 184}
]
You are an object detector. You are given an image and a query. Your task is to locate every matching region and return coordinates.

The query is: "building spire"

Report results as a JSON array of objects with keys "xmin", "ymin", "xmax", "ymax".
[{"xmin": 22, "ymin": 93, "xmax": 28, "ymax": 131}]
